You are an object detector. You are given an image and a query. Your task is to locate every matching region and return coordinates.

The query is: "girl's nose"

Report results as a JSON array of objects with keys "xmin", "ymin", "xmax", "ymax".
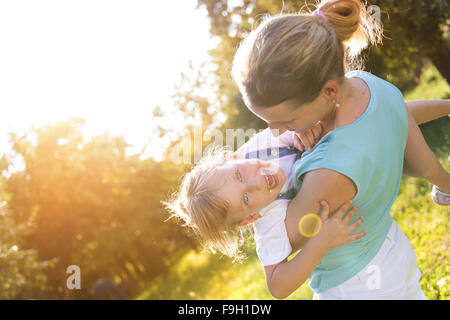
[{"xmin": 246, "ymin": 175, "xmax": 264, "ymax": 191}]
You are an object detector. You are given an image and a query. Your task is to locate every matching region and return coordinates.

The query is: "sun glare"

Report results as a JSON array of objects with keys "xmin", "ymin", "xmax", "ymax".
[{"xmin": 0, "ymin": 0, "xmax": 215, "ymax": 161}]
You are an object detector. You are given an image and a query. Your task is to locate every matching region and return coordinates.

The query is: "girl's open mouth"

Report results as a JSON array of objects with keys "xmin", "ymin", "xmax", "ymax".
[{"xmin": 264, "ymin": 173, "xmax": 278, "ymax": 191}]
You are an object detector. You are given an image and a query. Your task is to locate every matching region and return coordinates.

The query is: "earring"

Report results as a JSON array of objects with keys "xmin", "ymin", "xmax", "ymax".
[{"xmin": 334, "ymin": 100, "xmax": 340, "ymax": 108}]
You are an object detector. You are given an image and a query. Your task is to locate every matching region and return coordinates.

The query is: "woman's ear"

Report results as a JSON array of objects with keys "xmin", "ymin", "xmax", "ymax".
[
  {"xmin": 239, "ymin": 213, "xmax": 261, "ymax": 227},
  {"xmin": 322, "ymin": 79, "xmax": 340, "ymax": 102}
]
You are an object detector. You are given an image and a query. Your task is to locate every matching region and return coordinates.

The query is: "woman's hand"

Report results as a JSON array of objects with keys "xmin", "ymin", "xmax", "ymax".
[
  {"xmin": 313, "ymin": 200, "xmax": 367, "ymax": 249},
  {"xmin": 293, "ymin": 121, "xmax": 324, "ymax": 151}
]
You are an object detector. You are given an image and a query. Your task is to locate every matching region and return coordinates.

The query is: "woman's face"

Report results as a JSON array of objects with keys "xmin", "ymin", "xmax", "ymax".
[
  {"xmin": 247, "ymin": 80, "xmax": 340, "ymax": 136},
  {"xmin": 248, "ymin": 99, "xmax": 325, "ymax": 136}
]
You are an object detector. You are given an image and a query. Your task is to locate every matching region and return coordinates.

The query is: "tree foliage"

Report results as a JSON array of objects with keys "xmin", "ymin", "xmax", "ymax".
[
  {"xmin": 197, "ymin": 0, "xmax": 449, "ymax": 111},
  {"xmin": 1, "ymin": 118, "xmax": 196, "ymax": 298},
  {"xmin": 0, "ymin": 182, "xmax": 55, "ymax": 299},
  {"xmin": 0, "ymin": 0, "xmax": 448, "ymax": 300}
]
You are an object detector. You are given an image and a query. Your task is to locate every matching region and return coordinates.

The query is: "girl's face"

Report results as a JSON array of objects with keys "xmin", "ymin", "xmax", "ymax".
[{"xmin": 209, "ymin": 158, "xmax": 286, "ymax": 226}]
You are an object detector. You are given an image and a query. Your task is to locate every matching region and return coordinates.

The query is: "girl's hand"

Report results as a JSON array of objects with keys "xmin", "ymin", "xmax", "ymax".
[
  {"xmin": 293, "ymin": 121, "xmax": 324, "ymax": 152},
  {"xmin": 314, "ymin": 200, "xmax": 367, "ymax": 249}
]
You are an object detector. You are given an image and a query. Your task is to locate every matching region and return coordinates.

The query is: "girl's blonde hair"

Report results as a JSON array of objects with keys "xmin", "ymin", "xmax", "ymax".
[
  {"xmin": 163, "ymin": 148, "xmax": 247, "ymax": 261},
  {"xmin": 232, "ymin": 0, "xmax": 383, "ymax": 108}
]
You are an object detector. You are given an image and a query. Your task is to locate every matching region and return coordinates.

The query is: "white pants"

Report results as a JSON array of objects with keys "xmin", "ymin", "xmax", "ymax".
[{"xmin": 313, "ymin": 221, "xmax": 427, "ymax": 300}]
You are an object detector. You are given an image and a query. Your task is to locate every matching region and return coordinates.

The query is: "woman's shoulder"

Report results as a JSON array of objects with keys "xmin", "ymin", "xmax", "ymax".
[
  {"xmin": 292, "ymin": 139, "xmax": 331, "ymax": 180},
  {"xmin": 346, "ymin": 70, "xmax": 406, "ymax": 122},
  {"xmin": 292, "ymin": 131, "xmax": 369, "ymax": 184},
  {"xmin": 345, "ymin": 69, "xmax": 380, "ymax": 81},
  {"xmin": 346, "ymin": 70, "xmax": 403, "ymax": 97}
]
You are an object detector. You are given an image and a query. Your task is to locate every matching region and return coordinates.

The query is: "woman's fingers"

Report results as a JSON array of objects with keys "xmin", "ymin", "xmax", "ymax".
[
  {"xmin": 343, "ymin": 207, "xmax": 357, "ymax": 224},
  {"xmin": 333, "ymin": 200, "xmax": 353, "ymax": 219}
]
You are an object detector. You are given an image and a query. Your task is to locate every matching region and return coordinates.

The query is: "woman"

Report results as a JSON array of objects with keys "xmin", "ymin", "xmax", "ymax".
[{"xmin": 231, "ymin": 0, "xmax": 450, "ymax": 299}]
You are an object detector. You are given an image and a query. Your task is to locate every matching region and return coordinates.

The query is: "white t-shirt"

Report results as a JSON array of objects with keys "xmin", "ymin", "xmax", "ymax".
[{"xmin": 236, "ymin": 128, "xmax": 297, "ymax": 266}]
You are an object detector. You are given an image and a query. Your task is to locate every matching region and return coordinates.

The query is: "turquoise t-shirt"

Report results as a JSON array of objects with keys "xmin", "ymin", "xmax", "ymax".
[{"xmin": 292, "ymin": 70, "xmax": 408, "ymax": 293}]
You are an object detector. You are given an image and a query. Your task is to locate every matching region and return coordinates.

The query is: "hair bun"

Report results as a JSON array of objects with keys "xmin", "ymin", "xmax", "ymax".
[{"xmin": 318, "ymin": 0, "xmax": 382, "ymax": 58}]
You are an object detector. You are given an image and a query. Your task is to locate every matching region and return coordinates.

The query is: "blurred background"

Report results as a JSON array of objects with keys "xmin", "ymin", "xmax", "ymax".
[{"xmin": 0, "ymin": 0, "xmax": 448, "ymax": 299}]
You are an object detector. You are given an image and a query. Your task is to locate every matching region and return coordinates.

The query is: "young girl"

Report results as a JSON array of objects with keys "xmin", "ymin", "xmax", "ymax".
[
  {"xmin": 230, "ymin": 0, "xmax": 450, "ymax": 299},
  {"xmin": 165, "ymin": 129, "xmax": 366, "ymax": 265},
  {"xmin": 164, "ymin": 100, "xmax": 449, "ymax": 299}
]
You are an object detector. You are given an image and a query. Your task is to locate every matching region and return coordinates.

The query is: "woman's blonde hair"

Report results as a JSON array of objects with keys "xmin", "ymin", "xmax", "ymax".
[
  {"xmin": 232, "ymin": 0, "xmax": 383, "ymax": 108},
  {"xmin": 163, "ymin": 148, "xmax": 247, "ymax": 261}
]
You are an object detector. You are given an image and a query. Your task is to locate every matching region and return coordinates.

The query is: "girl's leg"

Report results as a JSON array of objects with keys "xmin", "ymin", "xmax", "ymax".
[{"xmin": 406, "ymin": 99, "xmax": 450, "ymax": 125}]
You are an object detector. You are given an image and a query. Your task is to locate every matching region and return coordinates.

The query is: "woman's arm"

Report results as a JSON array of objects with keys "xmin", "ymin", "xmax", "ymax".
[
  {"xmin": 264, "ymin": 200, "xmax": 365, "ymax": 299},
  {"xmin": 285, "ymin": 168, "xmax": 357, "ymax": 252},
  {"xmin": 406, "ymin": 99, "xmax": 450, "ymax": 125}
]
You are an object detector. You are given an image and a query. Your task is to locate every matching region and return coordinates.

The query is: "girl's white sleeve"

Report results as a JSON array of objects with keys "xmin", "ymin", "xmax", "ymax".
[{"xmin": 253, "ymin": 201, "xmax": 292, "ymax": 266}]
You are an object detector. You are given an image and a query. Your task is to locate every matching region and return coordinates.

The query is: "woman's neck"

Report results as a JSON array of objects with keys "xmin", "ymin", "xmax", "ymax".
[{"xmin": 321, "ymin": 77, "xmax": 370, "ymax": 134}]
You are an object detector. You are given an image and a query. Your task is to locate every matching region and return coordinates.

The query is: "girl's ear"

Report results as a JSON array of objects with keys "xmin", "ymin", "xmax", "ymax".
[{"xmin": 239, "ymin": 213, "xmax": 261, "ymax": 227}]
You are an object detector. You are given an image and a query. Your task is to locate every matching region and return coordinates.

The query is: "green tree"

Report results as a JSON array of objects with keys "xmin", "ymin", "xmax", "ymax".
[
  {"xmin": 197, "ymin": 0, "xmax": 449, "ymax": 127},
  {"xmin": 1, "ymin": 118, "xmax": 195, "ymax": 299},
  {"xmin": 0, "ymin": 181, "xmax": 55, "ymax": 299},
  {"xmin": 366, "ymin": 0, "xmax": 450, "ymax": 88}
]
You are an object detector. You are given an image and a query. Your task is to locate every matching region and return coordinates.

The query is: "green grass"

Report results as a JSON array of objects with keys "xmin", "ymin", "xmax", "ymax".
[
  {"xmin": 135, "ymin": 242, "xmax": 313, "ymax": 300},
  {"xmin": 397, "ymin": 69, "xmax": 449, "ymax": 299},
  {"xmin": 137, "ymin": 65, "xmax": 450, "ymax": 300},
  {"xmin": 392, "ymin": 178, "xmax": 449, "ymax": 300},
  {"xmin": 403, "ymin": 64, "xmax": 450, "ymax": 101}
]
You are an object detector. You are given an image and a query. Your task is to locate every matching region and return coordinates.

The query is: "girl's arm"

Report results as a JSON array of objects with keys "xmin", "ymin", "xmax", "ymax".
[
  {"xmin": 405, "ymin": 99, "xmax": 450, "ymax": 125},
  {"xmin": 403, "ymin": 106, "xmax": 450, "ymax": 192},
  {"xmin": 264, "ymin": 200, "xmax": 365, "ymax": 299},
  {"xmin": 264, "ymin": 168, "xmax": 358, "ymax": 298}
]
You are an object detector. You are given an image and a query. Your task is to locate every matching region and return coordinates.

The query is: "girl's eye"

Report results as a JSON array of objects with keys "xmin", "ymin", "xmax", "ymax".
[
  {"xmin": 236, "ymin": 169, "xmax": 243, "ymax": 182},
  {"xmin": 243, "ymin": 193, "xmax": 249, "ymax": 205}
]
